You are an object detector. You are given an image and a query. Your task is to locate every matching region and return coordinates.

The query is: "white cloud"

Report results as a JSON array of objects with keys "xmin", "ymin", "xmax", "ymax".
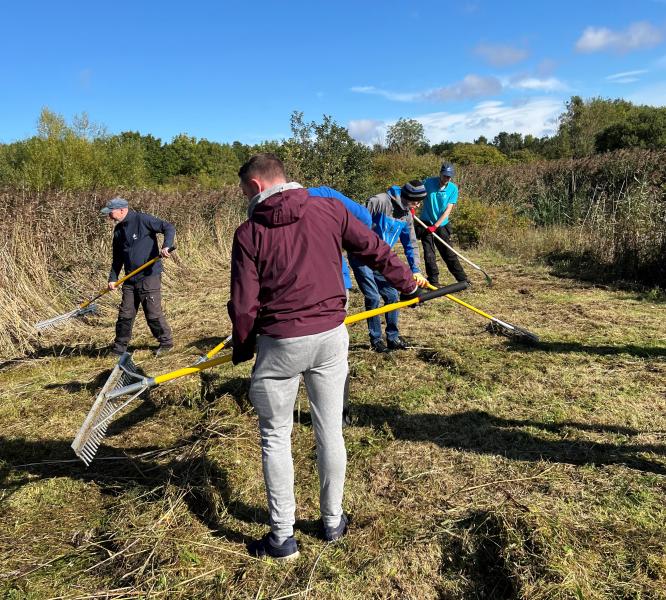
[
  {"xmin": 606, "ymin": 69, "xmax": 647, "ymax": 81},
  {"xmin": 347, "ymin": 119, "xmax": 386, "ymax": 144},
  {"xmin": 606, "ymin": 69, "xmax": 648, "ymax": 82},
  {"xmin": 474, "ymin": 43, "xmax": 529, "ymax": 67},
  {"xmin": 509, "ymin": 76, "xmax": 567, "ymax": 91},
  {"xmin": 348, "ymin": 97, "xmax": 564, "ymax": 145},
  {"xmin": 350, "ymin": 86, "xmax": 419, "ymax": 102},
  {"xmin": 424, "ymin": 75, "xmax": 503, "ymax": 101},
  {"xmin": 351, "ymin": 75, "xmax": 503, "ymax": 103},
  {"xmin": 576, "ymin": 22, "xmax": 663, "ymax": 53}
]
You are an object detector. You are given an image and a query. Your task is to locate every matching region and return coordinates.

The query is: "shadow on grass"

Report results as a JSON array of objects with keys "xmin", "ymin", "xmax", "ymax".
[
  {"xmin": 546, "ymin": 250, "xmax": 666, "ymax": 293},
  {"xmin": 185, "ymin": 336, "xmax": 230, "ymax": 354},
  {"xmin": 507, "ymin": 340, "xmax": 666, "ymax": 358},
  {"xmin": 352, "ymin": 404, "xmax": 666, "ymax": 475},
  {"xmin": 442, "ymin": 510, "xmax": 517, "ymax": 599},
  {"xmin": 0, "ymin": 434, "xmax": 263, "ymax": 545}
]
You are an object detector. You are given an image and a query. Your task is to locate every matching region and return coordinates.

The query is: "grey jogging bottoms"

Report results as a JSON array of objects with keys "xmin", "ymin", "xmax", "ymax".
[{"xmin": 249, "ymin": 324, "xmax": 349, "ymax": 542}]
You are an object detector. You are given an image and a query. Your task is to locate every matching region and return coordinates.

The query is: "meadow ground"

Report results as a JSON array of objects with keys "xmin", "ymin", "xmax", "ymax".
[{"xmin": 0, "ymin": 253, "xmax": 664, "ymax": 599}]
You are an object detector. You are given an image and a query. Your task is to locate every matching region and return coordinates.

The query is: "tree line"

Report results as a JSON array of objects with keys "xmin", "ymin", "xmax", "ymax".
[{"xmin": 1, "ymin": 96, "xmax": 665, "ymax": 194}]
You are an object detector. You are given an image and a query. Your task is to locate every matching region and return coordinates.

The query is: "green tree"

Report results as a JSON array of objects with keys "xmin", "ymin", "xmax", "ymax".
[
  {"xmin": 595, "ymin": 106, "xmax": 666, "ymax": 152},
  {"xmin": 284, "ymin": 112, "xmax": 371, "ymax": 198},
  {"xmin": 448, "ymin": 143, "xmax": 508, "ymax": 165},
  {"xmin": 556, "ymin": 96, "xmax": 633, "ymax": 157},
  {"xmin": 386, "ymin": 118, "xmax": 429, "ymax": 154}
]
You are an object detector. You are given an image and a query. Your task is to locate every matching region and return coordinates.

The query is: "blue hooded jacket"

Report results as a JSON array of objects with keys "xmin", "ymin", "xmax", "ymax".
[{"xmin": 366, "ymin": 188, "xmax": 420, "ymax": 273}]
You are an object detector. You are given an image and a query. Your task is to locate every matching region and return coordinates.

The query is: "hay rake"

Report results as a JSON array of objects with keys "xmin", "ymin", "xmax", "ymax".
[
  {"xmin": 71, "ymin": 281, "xmax": 470, "ymax": 465},
  {"xmin": 72, "ymin": 336, "xmax": 233, "ymax": 466},
  {"xmin": 35, "ymin": 247, "xmax": 175, "ymax": 332}
]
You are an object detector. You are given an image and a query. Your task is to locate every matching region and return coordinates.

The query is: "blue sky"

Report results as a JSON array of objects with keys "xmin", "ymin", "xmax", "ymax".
[{"xmin": 1, "ymin": 0, "xmax": 665, "ymax": 145}]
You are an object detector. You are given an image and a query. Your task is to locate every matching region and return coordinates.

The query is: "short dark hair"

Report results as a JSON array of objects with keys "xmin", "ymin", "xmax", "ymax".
[{"xmin": 238, "ymin": 153, "xmax": 286, "ymax": 184}]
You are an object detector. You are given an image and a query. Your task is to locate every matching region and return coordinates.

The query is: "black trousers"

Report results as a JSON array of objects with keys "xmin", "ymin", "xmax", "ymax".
[
  {"xmin": 113, "ymin": 275, "xmax": 173, "ymax": 352},
  {"xmin": 415, "ymin": 222, "xmax": 468, "ymax": 284}
]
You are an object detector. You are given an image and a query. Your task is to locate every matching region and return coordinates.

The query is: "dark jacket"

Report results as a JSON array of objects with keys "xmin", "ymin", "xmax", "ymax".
[
  {"xmin": 109, "ymin": 210, "xmax": 176, "ymax": 283},
  {"xmin": 228, "ymin": 186, "xmax": 416, "ymax": 364}
]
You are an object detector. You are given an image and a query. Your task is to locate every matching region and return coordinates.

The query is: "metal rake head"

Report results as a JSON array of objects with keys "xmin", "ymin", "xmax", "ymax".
[
  {"xmin": 35, "ymin": 304, "xmax": 99, "ymax": 332},
  {"xmin": 71, "ymin": 352, "xmax": 147, "ymax": 466}
]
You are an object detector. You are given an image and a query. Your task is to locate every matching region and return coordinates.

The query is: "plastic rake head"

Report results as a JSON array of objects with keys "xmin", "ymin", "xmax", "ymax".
[
  {"xmin": 487, "ymin": 320, "xmax": 540, "ymax": 346},
  {"xmin": 35, "ymin": 304, "xmax": 99, "ymax": 332},
  {"xmin": 71, "ymin": 352, "xmax": 148, "ymax": 466}
]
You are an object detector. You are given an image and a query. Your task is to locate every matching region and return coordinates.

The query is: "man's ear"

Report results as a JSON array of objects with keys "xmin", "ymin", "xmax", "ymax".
[{"xmin": 248, "ymin": 178, "xmax": 263, "ymax": 197}]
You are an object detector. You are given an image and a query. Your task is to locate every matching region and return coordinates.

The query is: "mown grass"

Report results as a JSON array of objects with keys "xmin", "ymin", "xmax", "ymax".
[{"xmin": 1, "ymin": 249, "xmax": 664, "ymax": 599}]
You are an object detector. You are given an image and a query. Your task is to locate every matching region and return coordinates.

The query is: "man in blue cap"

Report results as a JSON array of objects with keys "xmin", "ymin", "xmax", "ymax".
[
  {"xmin": 101, "ymin": 197, "xmax": 176, "ymax": 356},
  {"xmin": 416, "ymin": 163, "xmax": 468, "ymax": 286}
]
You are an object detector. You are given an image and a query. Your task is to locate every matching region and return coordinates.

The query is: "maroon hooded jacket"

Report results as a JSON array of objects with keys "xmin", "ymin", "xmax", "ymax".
[{"xmin": 228, "ymin": 186, "xmax": 416, "ymax": 363}]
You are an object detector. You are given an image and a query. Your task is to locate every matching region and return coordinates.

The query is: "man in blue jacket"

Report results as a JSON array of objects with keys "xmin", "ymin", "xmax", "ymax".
[
  {"xmin": 354, "ymin": 181, "xmax": 427, "ymax": 352},
  {"xmin": 102, "ymin": 197, "xmax": 176, "ymax": 356}
]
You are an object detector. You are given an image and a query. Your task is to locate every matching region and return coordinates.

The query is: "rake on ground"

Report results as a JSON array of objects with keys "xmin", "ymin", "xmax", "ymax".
[
  {"xmin": 423, "ymin": 282, "xmax": 539, "ymax": 345},
  {"xmin": 35, "ymin": 247, "xmax": 176, "ymax": 332},
  {"xmin": 413, "ymin": 215, "xmax": 493, "ymax": 286},
  {"xmin": 72, "ymin": 334, "xmax": 233, "ymax": 465},
  {"xmin": 71, "ymin": 281, "xmax": 469, "ymax": 465}
]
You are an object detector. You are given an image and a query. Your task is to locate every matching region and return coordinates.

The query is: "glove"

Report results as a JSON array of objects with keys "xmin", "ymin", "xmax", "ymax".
[
  {"xmin": 426, "ymin": 225, "xmax": 437, "ymax": 233},
  {"xmin": 413, "ymin": 273, "xmax": 429, "ymax": 288}
]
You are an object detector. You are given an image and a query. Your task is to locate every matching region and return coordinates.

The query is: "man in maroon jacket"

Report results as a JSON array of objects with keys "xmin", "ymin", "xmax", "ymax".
[{"xmin": 228, "ymin": 153, "xmax": 421, "ymax": 560}]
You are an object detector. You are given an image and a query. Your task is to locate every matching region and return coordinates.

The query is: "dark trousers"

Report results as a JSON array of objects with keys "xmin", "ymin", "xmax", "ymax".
[
  {"xmin": 415, "ymin": 222, "xmax": 468, "ymax": 284},
  {"xmin": 113, "ymin": 275, "xmax": 173, "ymax": 352}
]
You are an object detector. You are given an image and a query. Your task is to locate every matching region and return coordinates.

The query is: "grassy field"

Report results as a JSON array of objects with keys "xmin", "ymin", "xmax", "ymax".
[{"xmin": 1, "ymin": 250, "xmax": 665, "ymax": 599}]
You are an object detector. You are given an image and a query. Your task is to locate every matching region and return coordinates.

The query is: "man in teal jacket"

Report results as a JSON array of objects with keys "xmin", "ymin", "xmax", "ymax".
[{"xmin": 416, "ymin": 163, "xmax": 468, "ymax": 285}]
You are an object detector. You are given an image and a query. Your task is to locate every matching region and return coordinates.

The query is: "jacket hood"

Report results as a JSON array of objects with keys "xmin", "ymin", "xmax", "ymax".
[{"xmin": 251, "ymin": 186, "xmax": 309, "ymax": 228}]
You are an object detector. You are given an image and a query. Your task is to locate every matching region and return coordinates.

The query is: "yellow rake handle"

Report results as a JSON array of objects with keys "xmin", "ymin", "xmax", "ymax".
[
  {"xmin": 204, "ymin": 335, "xmax": 232, "ymax": 360},
  {"xmin": 424, "ymin": 280, "xmax": 512, "ymax": 325},
  {"xmin": 148, "ymin": 282, "xmax": 468, "ymax": 385},
  {"xmin": 154, "ymin": 353, "xmax": 233, "ymax": 385},
  {"xmin": 80, "ymin": 246, "xmax": 176, "ymax": 309}
]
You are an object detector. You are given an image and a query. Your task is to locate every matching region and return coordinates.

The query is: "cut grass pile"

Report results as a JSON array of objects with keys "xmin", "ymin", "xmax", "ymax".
[{"xmin": 1, "ymin": 254, "xmax": 664, "ymax": 599}]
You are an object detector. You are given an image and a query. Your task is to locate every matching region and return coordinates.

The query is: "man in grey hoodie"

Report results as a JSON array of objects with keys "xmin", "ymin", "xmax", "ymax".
[{"xmin": 350, "ymin": 180, "xmax": 428, "ymax": 352}]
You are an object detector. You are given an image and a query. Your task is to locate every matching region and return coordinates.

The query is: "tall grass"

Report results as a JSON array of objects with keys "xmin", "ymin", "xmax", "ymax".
[
  {"xmin": 457, "ymin": 149, "xmax": 666, "ymax": 285},
  {"xmin": 0, "ymin": 187, "xmax": 245, "ymax": 359}
]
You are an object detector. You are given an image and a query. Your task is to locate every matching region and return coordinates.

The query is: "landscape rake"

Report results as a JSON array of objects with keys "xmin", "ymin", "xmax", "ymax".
[
  {"xmin": 71, "ymin": 281, "xmax": 469, "ymax": 465},
  {"xmin": 424, "ymin": 281, "xmax": 539, "ymax": 345},
  {"xmin": 35, "ymin": 247, "xmax": 176, "ymax": 332},
  {"xmin": 72, "ymin": 335, "xmax": 232, "ymax": 466}
]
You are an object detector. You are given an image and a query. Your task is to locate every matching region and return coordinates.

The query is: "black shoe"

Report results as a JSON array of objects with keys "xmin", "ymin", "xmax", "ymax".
[
  {"xmin": 370, "ymin": 340, "xmax": 389, "ymax": 353},
  {"xmin": 324, "ymin": 513, "xmax": 349, "ymax": 542},
  {"xmin": 247, "ymin": 532, "xmax": 300, "ymax": 561},
  {"xmin": 428, "ymin": 279, "xmax": 440, "ymax": 287},
  {"xmin": 110, "ymin": 346, "xmax": 126, "ymax": 356},
  {"xmin": 154, "ymin": 345, "xmax": 173, "ymax": 357},
  {"xmin": 387, "ymin": 337, "xmax": 409, "ymax": 350},
  {"xmin": 342, "ymin": 406, "xmax": 352, "ymax": 428}
]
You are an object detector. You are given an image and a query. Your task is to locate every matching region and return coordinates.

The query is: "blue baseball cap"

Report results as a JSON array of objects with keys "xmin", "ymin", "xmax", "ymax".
[
  {"xmin": 100, "ymin": 197, "xmax": 129, "ymax": 214},
  {"xmin": 440, "ymin": 163, "xmax": 455, "ymax": 177}
]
